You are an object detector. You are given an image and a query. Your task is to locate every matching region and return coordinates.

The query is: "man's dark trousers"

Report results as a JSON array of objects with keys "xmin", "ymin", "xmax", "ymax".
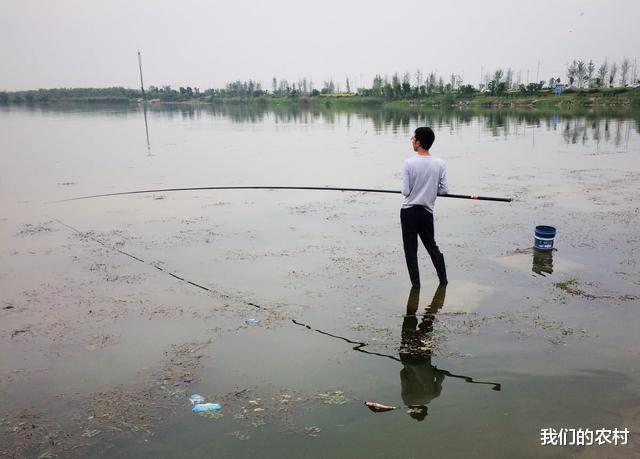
[{"xmin": 401, "ymin": 206, "xmax": 447, "ymax": 287}]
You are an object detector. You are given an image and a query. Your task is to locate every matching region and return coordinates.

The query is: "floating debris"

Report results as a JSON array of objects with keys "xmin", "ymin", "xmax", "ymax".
[
  {"xmin": 250, "ymin": 418, "xmax": 266, "ymax": 428},
  {"xmin": 81, "ymin": 428, "xmax": 101, "ymax": 438},
  {"xmin": 364, "ymin": 401, "xmax": 397, "ymax": 413},
  {"xmin": 244, "ymin": 319, "xmax": 258, "ymax": 325},
  {"xmin": 17, "ymin": 223, "xmax": 53, "ymax": 236},
  {"xmin": 554, "ymin": 279, "xmax": 595, "ymax": 298},
  {"xmin": 192, "ymin": 403, "xmax": 221, "ymax": 413},
  {"xmin": 233, "ymin": 412, "xmax": 246, "ymax": 420},
  {"xmin": 161, "ymin": 386, "xmax": 186, "ymax": 401},
  {"xmin": 228, "ymin": 430, "xmax": 250, "ymax": 441},
  {"xmin": 316, "ymin": 390, "xmax": 349, "ymax": 405},
  {"xmin": 553, "ymin": 279, "xmax": 637, "ymax": 301},
  {"xmin": 45, "ymin": 431, "xmax": 60, "ymax": 446},
  {"xmin": 304, "ymin": 426, "xmax": 321, "ymax": 437},
  {"xmin": 198, "ymin": 410, "xmax": 224, "ymax": 420},
  {"xmin": 10, "ymin": 328, "xmax": 29, "ymax": 338},
  {"xmin": 189, "ymin": 394, "xmax": 205, "ymax": 405}
]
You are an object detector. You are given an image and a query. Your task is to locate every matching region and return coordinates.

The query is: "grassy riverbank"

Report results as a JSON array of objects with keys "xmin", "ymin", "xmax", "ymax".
[{"xmin": 2, "ymin": 87, "xmax": 639, "ymax": 111}]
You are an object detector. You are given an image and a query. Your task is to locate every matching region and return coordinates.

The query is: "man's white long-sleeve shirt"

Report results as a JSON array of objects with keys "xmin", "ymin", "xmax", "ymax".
[{"xmin": 401, "ymin": 155, "xmax": 448, "ymax": 213}]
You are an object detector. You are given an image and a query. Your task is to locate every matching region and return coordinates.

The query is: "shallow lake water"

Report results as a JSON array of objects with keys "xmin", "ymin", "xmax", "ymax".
[{"xmin": 1, "ymin": 103, "xmax": 639, "ymax": 458}]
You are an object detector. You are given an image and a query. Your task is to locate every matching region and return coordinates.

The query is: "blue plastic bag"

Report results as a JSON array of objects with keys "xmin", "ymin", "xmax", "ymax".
[{"xmin": 192, "ymin": 403, "xmax": 221, "ymax": 412}]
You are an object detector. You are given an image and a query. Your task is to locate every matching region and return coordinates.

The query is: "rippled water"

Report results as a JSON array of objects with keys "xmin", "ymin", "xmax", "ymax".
[{"xmin": 1, "ymin": 104, "xmax": 639, "ymax": 458}]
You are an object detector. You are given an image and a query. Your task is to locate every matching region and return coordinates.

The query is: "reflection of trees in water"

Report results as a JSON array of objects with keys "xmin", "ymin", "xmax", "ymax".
[
  {"xmin": 8, "ymin": 103, "xmax": 639, "ymax": 147},
  {"xmin": 480, "ymin": 111, "xmax": 547, "ymax": 138},
  {"xmin": 561, "ymin": 118, "xmax": 633, "ymax": 148},
  {"xmin": 199, "ymin": 105, "xmax": 638, "ymax": 149},
  {"xmin": 366, "ymin": 110, "xmax": 475, "ymax": 134}
]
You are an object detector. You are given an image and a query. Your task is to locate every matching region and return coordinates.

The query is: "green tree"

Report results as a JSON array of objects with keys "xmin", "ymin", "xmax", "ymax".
[
  {"xmin": 321, "ymin": 79, "xmax": 335, "ymax": 94},
  {"xmin": 391, "ymin": 73, "xmax": 401, "ymax": 98},
  {"xmin": 609, "ymin": 62, "xmax": 618, "ymax": 87},
  {"xmin": 401, "ymin": 72, "xmax": 411, "ymax": 96},
  {"xmin": 488, "ymin": 69, "xmax": 505, "ymax": 95},
  {"xmin": 567, "ymin": 61, "xmax": 577, "ymax": 86},
  {"xmin": 505, "ymin": 68, "xmax": 513, "ymax": 89},
  {"xmin": 620, "ymin": 58, "xmax": 630, "ymax": 86},
  {"xmin": 426, "ymin": 72, "xmax": 436, "ymax": 94},
  {"xmin": 576, "ymin": 60, "xmax": 587, "ymax": 88},
  {"xmin": 597, "ymin": 60, "xmax": 608, "ymax": 88},
  {"xmin": 586, "ymin": 60, "xmax": 595, "ymax": 87},
  {"xmin": 414, "ymin": 69, "xmax": 423, "ymax": 90},
  {"xmin": 372, "ymin": 74, "xmax": 383, "ymax": 97},
  {"xmin": 459, "ymin": 84, "xmax": 475, "ymax": 95}
]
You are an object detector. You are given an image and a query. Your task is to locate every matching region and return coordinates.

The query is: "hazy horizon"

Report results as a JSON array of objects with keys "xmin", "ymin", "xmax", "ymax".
[{"xmin": 1, "ymin": 0, "xmax": 639, "ymax": 91}]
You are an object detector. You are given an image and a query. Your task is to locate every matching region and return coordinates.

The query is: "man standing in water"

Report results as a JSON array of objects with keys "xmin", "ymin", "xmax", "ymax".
[{"xmin": 401, "ymin": 127, "xmax": 448, "ymax": 288}]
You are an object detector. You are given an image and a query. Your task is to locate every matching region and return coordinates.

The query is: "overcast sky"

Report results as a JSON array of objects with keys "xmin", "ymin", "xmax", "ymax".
[{"xmin": 1, "ymin": 0, "xmax": 638, "ymax": 91}]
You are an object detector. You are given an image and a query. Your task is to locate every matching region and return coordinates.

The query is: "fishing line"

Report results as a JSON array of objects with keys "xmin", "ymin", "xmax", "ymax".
[
  {"xmin": 291, "ymin": 319, "xmax": 501, "ymax": 391},
  {"xmin": 56, "ymin": 218, "xmax": 499, "ymax": 384},
  {"xmin": 53, "ymin": 219, "xmax": 235, "ymax": 302},
  {"xmin": 54, "ymin": 219, "xmax": 428, "ymax": 362}
]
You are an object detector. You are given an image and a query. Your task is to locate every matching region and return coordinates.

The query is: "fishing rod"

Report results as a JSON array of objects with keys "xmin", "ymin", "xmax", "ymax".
[{"xmin": 58, "ymin": 186, "xmax": 512, "ymax": 203}]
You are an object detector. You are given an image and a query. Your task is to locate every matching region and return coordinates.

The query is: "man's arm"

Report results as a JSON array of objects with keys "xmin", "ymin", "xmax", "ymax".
[
  {"xmin": 438, "ymin": 164, "xmax": 449, "ymax": 194},
  {"xmin": 402, "ymin": 161, "xmax": 411, "ymax": 196}
]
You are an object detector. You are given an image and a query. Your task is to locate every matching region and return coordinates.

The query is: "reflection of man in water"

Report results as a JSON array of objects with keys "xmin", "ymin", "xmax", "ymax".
[{"xmin": 399, "ymin": 285, "xmax": 447, "ymax": 421}]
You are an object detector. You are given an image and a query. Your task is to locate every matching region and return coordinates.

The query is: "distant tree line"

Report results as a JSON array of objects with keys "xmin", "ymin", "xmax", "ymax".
[
  {"xmin": 566, "ymin": 57, "xmax": 635, "ymax": 88},
  {"xmin": 1, "ymin": 58, "xmax": 637, "ymax": 105},
  {"xmin": 144, "ymin": 85, "xmax": 203, "ymax": 101},
  {"xmin": 0, "ymin": 87, "xmax": 139, "ymax": 104}
]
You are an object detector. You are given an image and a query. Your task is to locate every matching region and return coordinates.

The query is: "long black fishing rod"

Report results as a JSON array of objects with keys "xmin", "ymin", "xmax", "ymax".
[{"xmin": 58, "ymin": 186, "xmax": 512, "ymax": 203}]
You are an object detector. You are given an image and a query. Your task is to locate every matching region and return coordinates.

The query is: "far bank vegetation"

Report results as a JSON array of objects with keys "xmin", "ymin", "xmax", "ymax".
[{"xmin": 1, "ymin": 57, "xmax": 638, "ymax": 109}]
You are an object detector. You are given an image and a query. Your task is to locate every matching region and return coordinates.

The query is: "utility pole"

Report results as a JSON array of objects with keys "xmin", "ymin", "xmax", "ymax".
[
  {"xmin": 137, "ymin": 50, "xmax": 146, "ymax": 100},
  {"xmin": 536, "ymin": 61, "xmax": 541, "ymax": 83},
  {"xmin": 480, "ymin": 65, "xmax": 483, "ymax": 88},
  {"xmin": 137, "ymin": 50, "xmax": 150, "ymax": 154}
]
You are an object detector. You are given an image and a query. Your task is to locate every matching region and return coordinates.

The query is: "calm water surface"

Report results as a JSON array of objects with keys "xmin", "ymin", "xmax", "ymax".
[{"xmin": 1, "ymin": 104, "xmax": 639, "ymax": 458}]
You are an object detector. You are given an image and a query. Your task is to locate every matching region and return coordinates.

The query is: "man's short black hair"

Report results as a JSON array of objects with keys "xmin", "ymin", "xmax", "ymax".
[{"xmin": 414, "ymin": 127, "xmax": 435, "ymax": 150}]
